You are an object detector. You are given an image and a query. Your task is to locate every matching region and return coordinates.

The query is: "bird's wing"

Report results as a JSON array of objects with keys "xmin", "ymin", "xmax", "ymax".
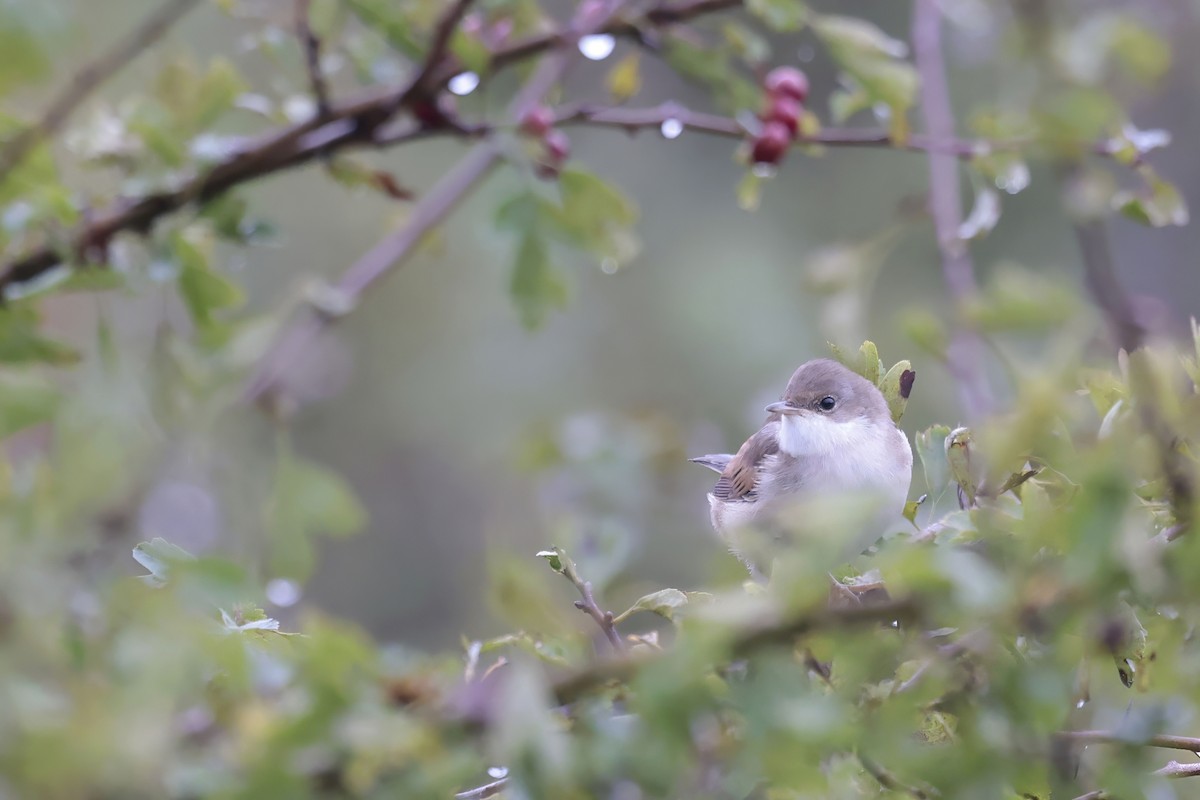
[
  {"xmin": 711, "ymin": 424, "xmax": 779, "ymax": 502},
  {"xmin": 688, "ymin": 454, "xmax": 733, "ymax": 473}
]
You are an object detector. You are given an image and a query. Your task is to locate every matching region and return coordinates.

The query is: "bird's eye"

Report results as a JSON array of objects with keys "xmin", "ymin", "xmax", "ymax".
[{"xmin": 817, "ymin": 396, "xmax": 836, "ymax": 412}]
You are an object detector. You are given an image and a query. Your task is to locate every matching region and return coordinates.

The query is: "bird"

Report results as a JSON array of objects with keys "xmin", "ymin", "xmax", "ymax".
[{"xmin": 690, "ymin": 358, "xmax": 913, "ymax": 576}]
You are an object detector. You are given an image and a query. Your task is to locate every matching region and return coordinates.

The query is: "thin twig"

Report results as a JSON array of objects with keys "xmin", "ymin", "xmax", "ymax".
[
  {"xmin": 294, "ymin": 0, "xmax": 332, "ymax": 118},
  {"xmin": 858, "ymin": 753, "xmax": 938, "ymax": 799},
  {"xmin": 455, "ymin": 776, "xmax": 508, "ymax": 799},
  {"xmin": 411, "ymin": 0, "xmax": 478, "ymax": 96},
  {"xmin": 243, "ymin": 1, "xmax": 616, "ymax": 404},
  {"xmin": 1154, "ymin": 760, "xmax": 1200, "ymax": 779},
  {"xmin": 547, "ymin": 596, "xmax": 921, "ymax": 706},
  {"xmin": 1067, "ymin": 208, "xmax": 1194, "ymax": 531},
  {"xmin": 1057, "ymin": 731, "xmax": 1200, "ymax": 753},
  {"xmin": 0, "ymin": 0, "xmax": 202, "ymax": 185},
  {"xmin": 911, "ymin": 0, "xmax": 993, "ymax": 419},
  {"xmin": 0, "ymin": 0, "xmax": 741, "ymax": 298},
  {"xmin": 565, "ymin": 570, "xmax": 625, "ymax": 653}
]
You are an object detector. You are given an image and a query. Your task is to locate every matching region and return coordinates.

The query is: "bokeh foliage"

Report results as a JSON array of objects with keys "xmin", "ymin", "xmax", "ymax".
[{"xmin": 0, "ymin": 0, "xmax": 1196, "ymax": 798}]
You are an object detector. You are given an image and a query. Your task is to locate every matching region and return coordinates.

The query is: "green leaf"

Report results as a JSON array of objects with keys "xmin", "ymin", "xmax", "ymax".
[
  {"xmin": 344, "ymin": 0, "xmax": 422, "ymax": 58},
  {"xmin": 879, "ymin": 360, "xmax": 915, "ymax": 423},
  {"xmin": 268, "ymin": 446, "xmax": 367, "ymax": 580},
  {"xmin": 746, "ymin": 0, "xmax": 807, "ymax": 32},
  {"xmin": 1114, "ymin": 168, "xmax": 1188, "ymax": 227},
  {"xmin": 552, "ymin": 166, "xmax": 642, "ymax": 265},
  {"xmin": 900, "ymin": 309, "xmax": 948, "ymax": 360},
  {"xmin": 0, "ymin": 7, "xmax": 52, "ymax": 99},
  {"xmin": 963, "ymin": 264, "xmax": 1080, "ymax": 332},
  {"xmin": 606, "ymin": 52, "xmax": 642, "ymax": 102},
  {"xmin": 915, "ymin": 424, "xmax": 952, "ymax": 497},
  {"xmin": 736, "ymin": 170, "xmax": 763, "ymax": 211},
  {"xmin": 0, "ymin": 304, "xmax": 79, "ymax": 365},
  {"xmin": 944, "ymin": 427, "xmax": 977, "ymax": 505},
  {"xmin": 857, "ymin": 340, "xmax": 880, "ymax": 385},
  {"xmin": 509, "ymin": 232, "xmax": 567, "ymax": 331},
  {"xmin": 625, "ymin": 588, "xmax": 690, "ymax": 621},
  {"xmin": 132, "ymin": 537, "xmax": 197, "ymax": 586},
  {"xmin": 813, "ymin": 15, "xmax": 917, "ymax": 140},
  {"xmin": 173, "ymin": 227, "xmax": 245, "ymax": 330},
  {"xmin": 0, "ymin": 371, "xmax": 58, "ymax": 437}
]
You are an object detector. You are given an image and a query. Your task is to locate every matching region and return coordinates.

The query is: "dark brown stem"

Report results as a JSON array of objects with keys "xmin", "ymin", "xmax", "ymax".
[
  {"xmin": 0, "ymin": 0, "xmax": 202, "ymax": 186},
  {"xmin": 411, "ymin": 0, "xmax": 478, "ymax": 96},
  {"xmin": 912, "ymin": 0, "xmax": 993, "ymax": 419},
  {"xmin": 294, "ymin": 0, "xmax": 332, "ymax": 118}
]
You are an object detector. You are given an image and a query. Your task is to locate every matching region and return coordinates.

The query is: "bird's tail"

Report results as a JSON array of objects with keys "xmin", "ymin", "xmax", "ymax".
[{"xmin": 688, "ymin": 454, "xmax": 733, "ymax": 474}]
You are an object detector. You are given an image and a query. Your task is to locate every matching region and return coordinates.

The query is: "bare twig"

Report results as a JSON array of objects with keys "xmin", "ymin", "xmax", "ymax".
[
  {"xmin": 1057, "ymin": 731, "xmax": 1200, "ymax": 753},
  {"xmin": 911, "ymin": 0, "xmax": 993, "ymax": 419},
  {"xmin": 294, "ymin": 0, "xmax": 332, "ymax": 118},
  {"xmin": 455, "ymin": 777, "xmax": 508, "ymax": 799},
  {"xmin": 0, "ymin": 0, "xmax": 202, "ymax": 185},
  {"xmin": 1154, "ymin": 760, "xmax": 1200, "ymax": 779}
]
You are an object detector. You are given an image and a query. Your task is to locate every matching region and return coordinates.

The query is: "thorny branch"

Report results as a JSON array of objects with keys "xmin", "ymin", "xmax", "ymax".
[
  {"xmin": 911, "ymin": 0, "xmax": 994, "ymax": 420},
  {"xmin": 0, "ymin": 0, "xmax": 203, "ymax": 186}
]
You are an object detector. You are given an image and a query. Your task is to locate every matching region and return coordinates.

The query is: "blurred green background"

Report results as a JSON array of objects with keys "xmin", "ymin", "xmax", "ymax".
[{"xmin": 19, "ymin": 0, "xmax": 1198, "ymax": 649}]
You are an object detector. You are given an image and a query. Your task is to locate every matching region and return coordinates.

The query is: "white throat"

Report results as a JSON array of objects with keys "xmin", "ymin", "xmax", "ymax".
[{"xmin": 777, "ymin": 413, "xmax": 874, "ymax": 458}]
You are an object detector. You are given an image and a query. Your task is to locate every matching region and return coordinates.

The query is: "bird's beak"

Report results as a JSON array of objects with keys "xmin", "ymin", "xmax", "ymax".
[{"xmin": 765, "ymin": 401, "xmax": 802, "ymax": 415}]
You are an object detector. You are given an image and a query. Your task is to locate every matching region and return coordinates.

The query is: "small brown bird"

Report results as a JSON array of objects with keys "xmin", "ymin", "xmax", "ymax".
[{"xmin": 691, "ymin": 359, "xmax": 913, "ymax": 574}]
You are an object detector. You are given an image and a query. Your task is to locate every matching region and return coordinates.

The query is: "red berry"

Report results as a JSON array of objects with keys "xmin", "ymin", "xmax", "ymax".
[
  {"xmin": 762, "ymin": 95, "xmax": 802, "ymax": 138},
  {"xmin": 544, "ymin": 129, "xmax": 571, "ymax": 163},
  {"xmin": 519, "ymin": 105, "xmax": 554, "ymax": 138},
  {"xmin": 764, "ymin": 66, "xmax": 809, "ymax": 103},
  {"xmin": 751, "ymin": 121, "xmax": 791, "ymax": 165}
]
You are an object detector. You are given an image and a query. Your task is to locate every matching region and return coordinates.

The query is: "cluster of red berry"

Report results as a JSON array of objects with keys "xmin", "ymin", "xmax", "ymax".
[
  {"xmin": 750, "ymin": 66, "xmax": 810, "ymax": 166},
  {"xmin": 519, "ymin": 106, "xmax": 571, "ymax": 178}
]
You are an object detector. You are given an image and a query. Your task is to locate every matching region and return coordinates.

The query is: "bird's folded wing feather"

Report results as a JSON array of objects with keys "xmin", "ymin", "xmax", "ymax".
[{"xmin": 712, "ymin": 424, "xmax": 779, "ymax": 502}]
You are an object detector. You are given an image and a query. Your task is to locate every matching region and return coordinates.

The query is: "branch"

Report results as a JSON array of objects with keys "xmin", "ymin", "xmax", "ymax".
[
  {"xmin": 243, "ymin": 1, "xmax": 624, "ymax": 404},
  {"xmin": 1057, "ymin": 730, "xmax": 1200, "ymax": 753},
  {"xmin": 1067, "ymin": 208, "xmax": 1194, "ymax": 530},
  {"xmin": 911, "ymin": 0, "xmax": 993, "ymax": 419},
  {"xmin": 455, "ymin": 777, "xmax": 508, "ymax": 799},
  {"xmin": 294, "ymin": 0, "xmax": 332, "ymax": 118},
  {"xmin": 548, "ymin": 596, "xmax": 920, "ymax": 706},
  {"xmin": 554, "ymin": 102, "xmax": 1028, "ymax": 157},
  {"xmin": 858, "ymin": 753, "xmax": 938, "ymax": 799},
  {"xmin": 0, "ymin": 0, "xmax": 203, "ymax": 185},
  {"xmin": 561, "ymin": 557, "xmax": 625, "ymax": 653},
  {"xmin": 1154, "ymin": 760, "xmax": 1200, "ymax": 779},
  {"xmin": 0, "ymin": 0, "xmax": 742, "ymax": 298},
  {"xmin": 411, "ymin": 0, "xmax": 478, "ymax": 96}
]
